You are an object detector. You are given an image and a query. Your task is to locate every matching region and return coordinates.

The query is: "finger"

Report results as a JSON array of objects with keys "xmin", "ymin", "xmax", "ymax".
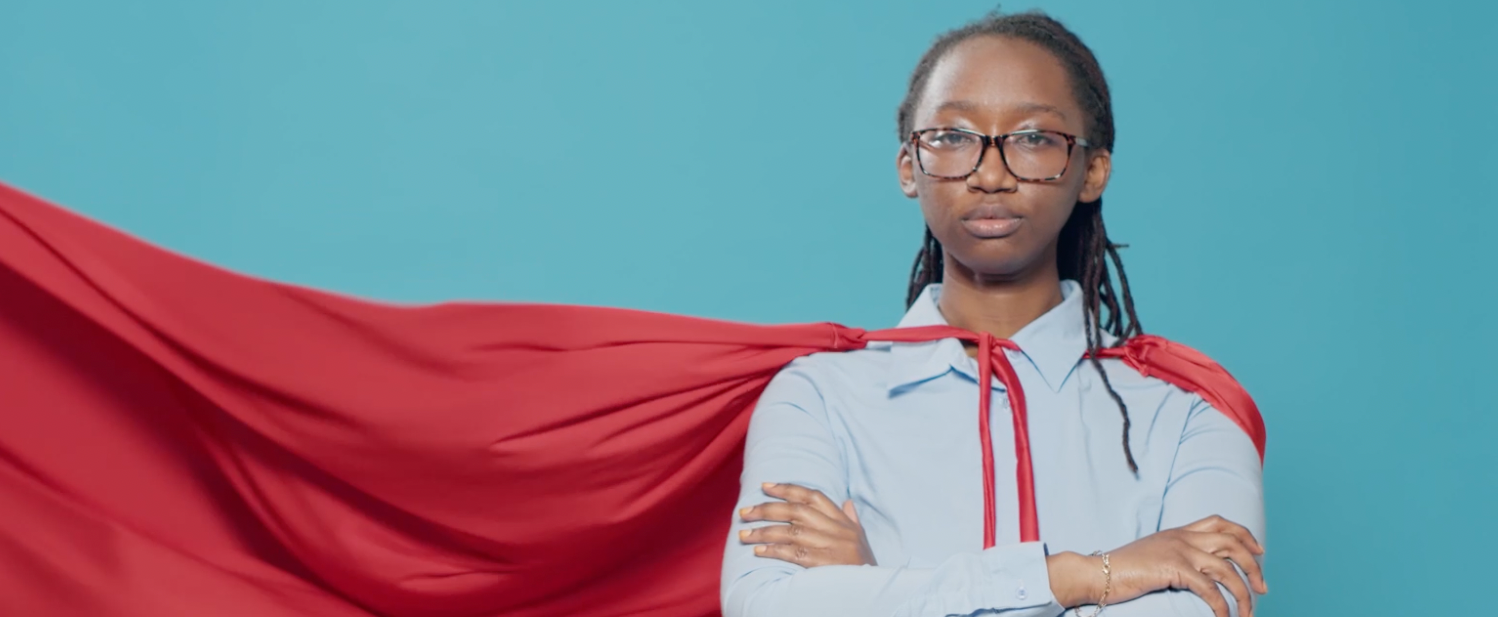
[
  {"xmin": 1213, "ymin": 520, "xmax": 1265, "ymax": 557},
  {"xmin": 739, "ymin": 524, "xmax": 830, "ymax": 547},
  {"xmin": 752, "ymin": 542, "xmax": 824, "ymax": 568},
  {"xmin": 1198, "ymin": 555, "xmax": 1254, "ymax": 617},
  {"xmin": 1187, "ymin": 515, "xmax": 1264, "ymax": 556},
  {"xmin": 740, "ymin": 502, "xmax": 841, "ymax": 533},
  {"xmin": 1178, "ymin": 567, "xmax": 1232, "ymax": 617},
  {"xmin": 739, "ymin": 502, "xmax": 802, "ymax": 524},
  {"xmin": 763, "ymin": 483, "xmax": 845, "ymax": 521},
  {"xmin": 1202, "ymin": 534, "xmax": 1268, "ymax": 595},
  {"xmin": 841, "ymin": 500, "xmax": 860, "ymax": 525}
]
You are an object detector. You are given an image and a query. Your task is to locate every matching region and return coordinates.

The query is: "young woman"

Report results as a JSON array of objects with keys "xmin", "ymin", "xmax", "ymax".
[
  {"xmin": 0, "ymin": 8, "xmax": 1266, "ymax": 616},
  {"xmin": 722, "ymin": 12, "xmax": 1266, "ymax": 617}
]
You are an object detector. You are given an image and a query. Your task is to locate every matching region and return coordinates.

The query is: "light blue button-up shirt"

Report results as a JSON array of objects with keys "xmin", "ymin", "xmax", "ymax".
[{"xmin": 721, "ymin": 281, "xmax": 1264, "ymax": 617}]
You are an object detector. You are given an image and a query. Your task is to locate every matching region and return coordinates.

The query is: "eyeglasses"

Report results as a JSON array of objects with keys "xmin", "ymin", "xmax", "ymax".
[{"xmin": 908, "ymin": 128, "xmax": 1091, "ymax": 182}]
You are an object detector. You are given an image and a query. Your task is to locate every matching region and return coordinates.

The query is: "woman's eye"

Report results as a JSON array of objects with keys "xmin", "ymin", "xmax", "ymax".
[
  {"xmin": 1012, "ymin": 132, "xmax": 1061, "ymax": 149},
  {"xmin": 926, "ymin": 132, "xmax": 977, "ymax": 148}
]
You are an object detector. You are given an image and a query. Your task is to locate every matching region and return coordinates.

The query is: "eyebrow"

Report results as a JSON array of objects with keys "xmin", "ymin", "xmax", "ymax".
[{"xmin": 931, "ymin": 100, "xmax": 1070, "ymax": 121}]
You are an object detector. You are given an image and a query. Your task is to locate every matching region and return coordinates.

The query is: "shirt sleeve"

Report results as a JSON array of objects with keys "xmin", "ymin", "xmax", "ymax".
[
  {"xmin": 1066, "ymin": 397, "xmax": 1267, "ymax": 616},
  {"xmin": 720, "ymin": 363, "xmax": 1066, "ymax": 617}
]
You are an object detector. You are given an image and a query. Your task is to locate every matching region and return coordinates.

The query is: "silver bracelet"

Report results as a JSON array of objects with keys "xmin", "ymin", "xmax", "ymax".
[{"xmin": 1074, "ymin": 551, "xmax": 1111, "ymax": 617}]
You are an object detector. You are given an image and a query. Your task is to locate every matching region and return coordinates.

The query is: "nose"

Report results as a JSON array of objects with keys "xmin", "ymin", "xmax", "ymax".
[{"xmin": 966, "ymin": 139, "xmax": 1018, "ymax": 193}]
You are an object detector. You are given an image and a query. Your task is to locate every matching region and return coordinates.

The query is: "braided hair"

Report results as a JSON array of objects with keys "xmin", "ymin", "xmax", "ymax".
[{"xmin": 899, "ymin": 11, "xmax": 1145, "ymax": 473}]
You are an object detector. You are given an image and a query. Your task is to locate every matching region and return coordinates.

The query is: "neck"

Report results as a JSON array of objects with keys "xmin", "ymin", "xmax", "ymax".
[{"xmin": 936, "ymin": 257, "xmax": 1064, "ymax": 341}]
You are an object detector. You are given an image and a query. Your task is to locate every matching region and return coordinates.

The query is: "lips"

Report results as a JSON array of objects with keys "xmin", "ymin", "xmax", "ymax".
[
  {"xmin": 960, "ymin": 204, "xmax": 1023, "ymax": 239},
  {"xmin": 961, "ymin": 217, "xmax": 1023, "ymax": 238}
]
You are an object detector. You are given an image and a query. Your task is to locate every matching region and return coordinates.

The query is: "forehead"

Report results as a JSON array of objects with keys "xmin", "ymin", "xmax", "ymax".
[{"xmin": 917, "ymin": 35, "xmax": 1081, "ymax": 126}]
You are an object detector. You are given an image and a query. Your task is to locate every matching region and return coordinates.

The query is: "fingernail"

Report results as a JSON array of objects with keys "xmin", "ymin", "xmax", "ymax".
[
  {"xmin": 762, "ymin": 482, "xmax": 776, "ymax": 489},
  {"xmin": 738, "ymin": 529, "xmax": 750, "ymax": 541},
  {"xmin": 753, "ymin": 545, "xmax": 766, "ymax": 555},
  {"xmin": 739, "ymin": 507, "xmax": 750, "ymax": 518}
]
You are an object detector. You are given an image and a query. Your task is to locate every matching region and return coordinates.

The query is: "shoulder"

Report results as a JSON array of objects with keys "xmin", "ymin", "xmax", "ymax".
[
  {"xmin": 764, "ymin": 345, "xmax": 894, "ymax": 391},
  {"xmin": 1078, "ymin": 334, "xmax": 1221, "ymax": 417},
  {"xmin": 1092, "ymin": 334, "xmax": 1245, "ymax": 395},
  {"xmin": 756, "ymin": 346, "xmax": 894, "ymax": 410},
  {"xmin": 780, "ymin": 345, "xmax": 894, "ymax": 381},
  {"xmin": 743, "ymin": 347, "xmax": 894, "ymax": 448},
  {"xmin": 1086, "ymin": 356, "xmax": 1210, "ymax": 414},
  {"xmin": 1095, "ymin": 334, "xmax": 1266, "ymax": 457}
]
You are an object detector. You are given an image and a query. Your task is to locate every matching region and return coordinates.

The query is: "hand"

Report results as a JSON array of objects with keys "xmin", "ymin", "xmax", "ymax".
[
  {"xmin": 1051, "ymin": 515, "xmax": 1268, "ymax": 617},
  {"xmin": 738, "ymin": 482, "xmax": 877, "ymax": 568}
]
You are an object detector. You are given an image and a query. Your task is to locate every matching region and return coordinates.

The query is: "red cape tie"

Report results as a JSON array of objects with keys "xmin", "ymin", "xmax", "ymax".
[{"xmin": 862, "ymin": 326, "xmax": 1035, "ymax": 547}]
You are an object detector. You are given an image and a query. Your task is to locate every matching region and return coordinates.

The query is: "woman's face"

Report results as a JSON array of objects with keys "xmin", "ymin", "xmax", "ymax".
[{"xmin": 898, "ymin": 36, "xmax": 1111, "ymax": 281}]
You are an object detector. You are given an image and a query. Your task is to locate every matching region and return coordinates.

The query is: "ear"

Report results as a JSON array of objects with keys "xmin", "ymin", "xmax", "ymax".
[
  {"xmin": 1078, "ymin": 148, "xmax": 1111, "ymax": 203},
  {"xmin": 897, "ymin": 143, "xmax": 919, "ymax": 198}
]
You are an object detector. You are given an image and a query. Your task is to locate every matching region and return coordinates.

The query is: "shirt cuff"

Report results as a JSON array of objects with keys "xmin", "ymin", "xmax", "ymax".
[
  {"xmin": 893, "ymin": 541, "xmax": 1062, "ymax": 617},
  {"xmin": 982, "ymin": 541, "xmax": 1059, "ymax": 611}
]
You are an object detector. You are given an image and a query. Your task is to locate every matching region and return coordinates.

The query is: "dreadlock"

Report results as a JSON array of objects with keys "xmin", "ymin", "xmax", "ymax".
[{"xmin": 899, "ymin": 11, "xmax": 1146, "ymax": 473}]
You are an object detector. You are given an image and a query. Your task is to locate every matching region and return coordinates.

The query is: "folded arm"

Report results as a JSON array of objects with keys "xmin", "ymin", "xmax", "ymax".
[
  {"xmin": 720, "ymin": 367, "xmax": 1066, "ymax": 617},
  {"xmin": 721, "ymin": 372, "xmax": 1266, "ymax": 617}
]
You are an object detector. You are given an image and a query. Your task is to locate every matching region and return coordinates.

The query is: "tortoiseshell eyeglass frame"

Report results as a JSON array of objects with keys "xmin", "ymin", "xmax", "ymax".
[{"xmin": 908, "ymin": 127, "xmax": 1092, "ymax": 182}]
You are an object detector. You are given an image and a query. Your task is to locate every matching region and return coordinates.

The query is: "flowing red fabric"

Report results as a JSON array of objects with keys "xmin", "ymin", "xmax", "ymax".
[{"xmin": 0, "ymin": 182, "xmax": 1264, "ymax": 617}]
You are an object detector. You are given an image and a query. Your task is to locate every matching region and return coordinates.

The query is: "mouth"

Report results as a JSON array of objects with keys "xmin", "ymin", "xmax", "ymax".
[{"xmin": 960, "ymin": 205, "xmax": 1023, "ymax": 239}]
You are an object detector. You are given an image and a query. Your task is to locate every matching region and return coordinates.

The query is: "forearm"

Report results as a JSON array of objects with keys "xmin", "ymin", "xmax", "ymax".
[
  {"xmin": 724, "ymin": 543, "xmax": 1065, "ymax": 617},
  {"xmin": 1049, "ymin": 550, "xmax": 1250, "ymax": 616},
  {"xmin": 1071, "ymin": 589, "xmax": 1249, "ymax": 617}
]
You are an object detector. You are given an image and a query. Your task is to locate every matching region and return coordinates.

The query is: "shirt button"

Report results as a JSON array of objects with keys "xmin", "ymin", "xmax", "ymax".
[{"xmin": 1017, "ymin": 584, "xmax": 1027, "ymax": 600}]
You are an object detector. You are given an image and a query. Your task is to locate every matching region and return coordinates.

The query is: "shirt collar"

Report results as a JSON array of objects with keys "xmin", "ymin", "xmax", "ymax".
[{"xmin": 879, "ymin": 281, "xmax": 1091, "ymax": 394}]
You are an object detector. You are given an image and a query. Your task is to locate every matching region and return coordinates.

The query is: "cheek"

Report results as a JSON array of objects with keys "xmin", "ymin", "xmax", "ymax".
[
  {"xmin": 915, "ymin": 178, "xmax": 964, "ymax": 224},
  {"xmin": 1037, "ymin": 190, "xmax": 1079, "ymax": 225},
  {"xmin": 1031, "ymin": 177, "xmax": 1087, "ymax": 231},
  {"xmin": 1038, "ymin": 201, "xmax": 1077, "ymax": 242}
]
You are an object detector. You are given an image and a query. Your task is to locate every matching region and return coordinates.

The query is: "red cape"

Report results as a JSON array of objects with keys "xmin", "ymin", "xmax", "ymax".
[{"xmin": 0, "ymin": 182, "xmax": 1264, "ymax": 616}]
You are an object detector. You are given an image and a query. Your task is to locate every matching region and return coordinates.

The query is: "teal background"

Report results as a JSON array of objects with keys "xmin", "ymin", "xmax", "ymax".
[{"xmin": 2, "ymin": 1, "xmax": 1494, "ymax": 613}]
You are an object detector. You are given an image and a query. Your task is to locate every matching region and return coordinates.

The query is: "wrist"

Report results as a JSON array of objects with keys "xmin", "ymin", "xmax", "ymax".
[{"xmin": 1045, "ymin": 551, "xmax": 1100, "ymax": 608}]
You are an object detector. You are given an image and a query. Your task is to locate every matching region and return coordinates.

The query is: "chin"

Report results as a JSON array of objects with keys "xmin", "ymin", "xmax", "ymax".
[
  {"xmin": 948, "ymin": 255, "xmax": 1033, "ymax": 280},
  {"xmin": 946, "ymin": 239, "xmax": 1051, "ymax": 278}
]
